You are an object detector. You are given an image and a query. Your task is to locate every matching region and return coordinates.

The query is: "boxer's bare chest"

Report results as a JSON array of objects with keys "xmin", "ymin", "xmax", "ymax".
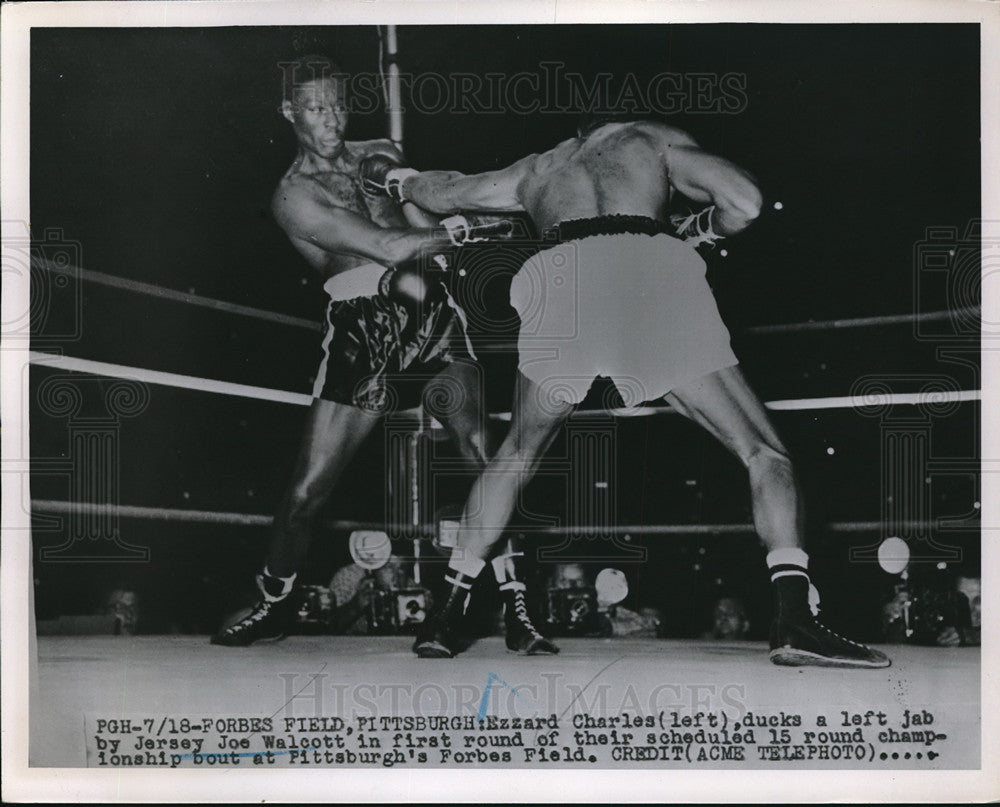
[{"xmin": 312, "ymin": 168, "xmax": 406, "ymax": 230}]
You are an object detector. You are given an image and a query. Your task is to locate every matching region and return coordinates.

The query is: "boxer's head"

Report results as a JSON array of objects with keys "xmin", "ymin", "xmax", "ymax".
[{"xmin": 281, "ymin": 54, "xmax": 349, "ymax": 159}]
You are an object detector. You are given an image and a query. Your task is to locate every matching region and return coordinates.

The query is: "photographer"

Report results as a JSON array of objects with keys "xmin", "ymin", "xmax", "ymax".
[
  {"xmin": 880, "ymin": 567, "xmax": 980, "ymax": 647},
  {"xmin": 329, "ymin": 555, "xmax": 418, "ymax": 635}
]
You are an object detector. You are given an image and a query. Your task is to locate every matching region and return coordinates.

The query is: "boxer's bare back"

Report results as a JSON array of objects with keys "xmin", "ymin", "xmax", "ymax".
[
  {"xmin": 516, "ymin": 122, "xmax": 675, "ymax": 228},
  {"xmin": 407, "ymin": 120, "xmax": 759, "ymax": 237}
]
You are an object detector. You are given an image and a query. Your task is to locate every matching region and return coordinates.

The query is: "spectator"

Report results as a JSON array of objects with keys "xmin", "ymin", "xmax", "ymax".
[
  {"xmin": 703, "ymin": 596, "xmax": 751, "ymax": 640},
  {"xmin": 880, "ymin": 568, "xmax": 980, "ymax": 647},
  {"xmin": 329, "ymin": 555, "xmax": 415, "ymax": 635},
  {"xmin": 105, "ymin": 587, "xmax": 140, "ymax": 636}
]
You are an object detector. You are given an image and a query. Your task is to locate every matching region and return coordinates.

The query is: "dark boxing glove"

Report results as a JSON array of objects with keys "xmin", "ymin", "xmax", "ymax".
[
  {"xmin": 360, "ymin": 154, "xmax": 418, "ymax": 203},
  {"xmin": 379, "ymin": 257, "xmax": 449, "ymax": 316}
]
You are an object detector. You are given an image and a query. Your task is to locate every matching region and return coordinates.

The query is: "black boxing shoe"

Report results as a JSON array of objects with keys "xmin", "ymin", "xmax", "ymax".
[
  {"xmin": 412, "ymin": 617, "xmax": 461, "ymax": 659},
  {"xmin": 768, "ymin": 576, "xmax": 889, "ymax": 668},
  {"xmin": 413, "ymin": 571, "xmax": 474, "ymax": 659},
  {"xmin": 503, "ymin": 587, "xmax": 559, "ymax": 656},
  {"xmin": 769, "ymin": 615, "xmax": 891, "ymax": 668},
  {"xmin": 210, "ymin": 573, "xmax": 298, "ymax": 647}
]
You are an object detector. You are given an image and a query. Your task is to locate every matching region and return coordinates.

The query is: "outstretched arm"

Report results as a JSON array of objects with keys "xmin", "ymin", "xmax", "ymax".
[
  {"xmin": 366, "ymin": 140, "xmax": 446, "ymax": 228},
  {"xmin": 363, "ymin": 155, "xmax": 535, "ymax": 215},
  {"xmin": 662, "ymin": 134, "xmax": 762, "ymax": 237}
]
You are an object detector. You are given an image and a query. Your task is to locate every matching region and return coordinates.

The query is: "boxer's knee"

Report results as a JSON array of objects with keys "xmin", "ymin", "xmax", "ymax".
[
  {"xmin": 462, "ymin": 431, "xmax": 490, "ymax": 469},
  {"xmin": 283, "ymin": 479, "xmax": 328, "ymax": 525},
  {"xmin": 744, "ymin": 441, "xmax": 795, "ymax": 486}
]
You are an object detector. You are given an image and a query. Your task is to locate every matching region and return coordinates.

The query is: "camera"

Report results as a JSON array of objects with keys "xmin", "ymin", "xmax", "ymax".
[
  {"xmin": 367, "ymin": 587, "xmax": 429, "ymax": 635},
  {"xmin": 545, "ymin": 586, "xmax": 599, "ymax": 636},
  {"xmin": 295, "ymin": 585, "xmax": 334, "ymax": 634},
  {"xmin": 906, "ymin": 586, "xmax": 971, "ymax": 645}
]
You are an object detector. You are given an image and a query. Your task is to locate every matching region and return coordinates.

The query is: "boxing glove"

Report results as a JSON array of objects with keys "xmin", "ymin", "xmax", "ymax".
[
  {"xmin": 379, "ymin": 260, "xmax": 448, "ymax": 315},
  {"xmin": 360, "ymin": 154, "xmax": 417, "ymax": 203}
]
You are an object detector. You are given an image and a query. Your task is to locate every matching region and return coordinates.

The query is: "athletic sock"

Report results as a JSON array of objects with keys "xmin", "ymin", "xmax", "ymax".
[
  {"xmin": 765, "ymin": 548, "xmax": 820, "ymax": 617},
  {"xmin": 765, "ymin": 547, "xmax": 810, "ymax": 583},
  {"xmin": 447, "ymin": 549, "xmax": 486, "ymax": 581},
  {"xmin": 492, "ymin": 548, "xmax": 526, "ymax": 594}
]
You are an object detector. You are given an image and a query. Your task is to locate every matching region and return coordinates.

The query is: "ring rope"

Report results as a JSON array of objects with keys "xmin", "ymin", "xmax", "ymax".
[
  {"xmin": 743, "ymin": 306, "xmax": 979, "ymax": 335},
  {"xmin": 28, "ymin": 351, "xmax": 981, "ymax": 418},
  {"xmin": 29, "ymin": 500, "xmax": 959, "ymax": 536},
  {"xmin": 28, "ymin": 350, "xmax": 313, "ymax": 407},
  {"xmin": 36, "ymin": 256, "xmax": 976, "ymax": 337},
  {"xmin": 35, "ymin": 256, "xmax": 321, "ymax": 332}
]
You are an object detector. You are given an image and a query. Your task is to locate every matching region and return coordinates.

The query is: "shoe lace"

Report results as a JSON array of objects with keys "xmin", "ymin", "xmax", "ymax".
[
  {"xmin": 509, "ymin": 590, "xmax": 542, "ymax": 639},
  {"xmin": 812, "ymin": 616, "xmax": 867, "ymax": 649},
  {"xmin": 223, "ymin": 601, "xmax": 273, "ymax": 634}
]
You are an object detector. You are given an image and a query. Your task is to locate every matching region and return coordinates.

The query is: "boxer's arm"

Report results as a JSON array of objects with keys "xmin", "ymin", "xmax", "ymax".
[
  {"xmin": 663, "ymin": 139, "xmax": 762, "ymax": 237},
  {"xmin": 364, "ymin": 140, "xmax": 444, "ymax": 228},
  {"xmin": 273, "ymin": 183, "xmax": 448, "ymax": 266},
  {"xmin": 401, "ymin": 202, "xmax": 443, "ymax": 229},
  {"xmin": 400, "ymin": 156, "xmax": 534, "ymax": 214}
]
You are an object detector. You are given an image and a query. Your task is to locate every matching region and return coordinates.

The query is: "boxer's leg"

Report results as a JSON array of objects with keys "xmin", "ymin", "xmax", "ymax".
[
  {"xmin": 490, "ymin": 533, "xmax": 560, "ymax": 655},
  {"xmin": 429, "ymin": 364, "xmax": 559, "ymax": 654},
  {"xmin": 459, "ymin": 371, "xmax": 574, "ymax": 562},
  {"xmin": 664, "ymin": 364, "xmax": 801, "ymax": 552},
  {"xmin": 427, "ymin": 359, "xmax": 491, "ymax": 470},
  {"xmin": 211, "ymin": 400, "xmax": 380, "ymax": 647},
  {"xmin": 414, "ymin": 372, "xmax": 573, "ymax": 657},
  {"xmin": 267, "ymin": 399, "xmax": 382, "ymax": 575},
  {"xmin": 665, "ymin": 364, "xmax": 889, "ymax": 668}
]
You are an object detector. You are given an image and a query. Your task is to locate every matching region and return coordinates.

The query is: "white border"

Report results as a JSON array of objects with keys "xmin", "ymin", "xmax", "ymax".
[{"xmin": 2, "ymin": 0, "xmax": 998, "ymax": 802}]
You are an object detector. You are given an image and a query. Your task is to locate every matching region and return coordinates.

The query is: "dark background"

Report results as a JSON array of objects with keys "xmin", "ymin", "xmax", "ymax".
[{"xmin": 29, "ymin": 24, "xmax": 981, "ymax": 639}]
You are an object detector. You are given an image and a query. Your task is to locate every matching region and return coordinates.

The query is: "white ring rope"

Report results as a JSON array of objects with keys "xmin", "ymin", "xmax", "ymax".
[
  {"xmin": 28, "ymin": 351, "xmax": 313, "ymax": 407},
  {"xmin": 28, "ymin": 499, "xmax": 951, "ymax": 536},
  {"xmin": 28, "ymin": 350, "xmax": 981, "ymax": 418},
  {"xmin": 28, "ymin": 350, "xmax": 982, "ymax": 420},
  {"xmin": 36, "ymin": 257, "xmax": 321, "ymax": 332}
]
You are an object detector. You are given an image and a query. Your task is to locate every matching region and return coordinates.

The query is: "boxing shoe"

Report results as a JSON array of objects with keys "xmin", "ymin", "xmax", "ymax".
[
  {"xmin": 769, "ymin": 616, "xmax": 891, "ymax": 668},
  {"xmin": 413, "ymin": 571, "xmax": 473, "ymax": 659},
  {"xmin": 412, "ymin": 616, "xmax": 462, "ymax": 659},
  {"xmin": 768, "ymin": 576, "xmax": 890, "ymax": 669},
  {"xmin": 210, "ymin": 572, "xmax": 298, "ymax": 647},
  {"xmin": 502, "ymin": 586, "xmax": 559, "ymax": 655}
]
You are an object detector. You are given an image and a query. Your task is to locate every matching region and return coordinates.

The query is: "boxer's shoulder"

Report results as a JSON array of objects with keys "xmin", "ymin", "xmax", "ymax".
[
  {"xmin": 272, "ymin": 170, "xmax": 320, "ymax": 217},
  {"xmin": 632, "ymin": 120, "xmax": 699, "ymax": 148},
  {"xmin": 349, "ymin": 138, "xmax": 405, "ymax": 163}
]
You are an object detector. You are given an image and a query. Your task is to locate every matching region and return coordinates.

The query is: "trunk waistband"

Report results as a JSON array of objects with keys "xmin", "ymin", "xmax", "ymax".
[
  {"xmin": 323, "ymin": 263, "xmax": 387, "ymax": 302},
  {"xmin": 544, "ymin": 215, "xmax": 671, "ymax": 242}
]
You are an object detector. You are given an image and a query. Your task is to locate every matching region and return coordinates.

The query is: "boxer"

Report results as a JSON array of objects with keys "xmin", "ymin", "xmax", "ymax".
[
  {"xmin": 211, "ymin": 55, "xmax": 553, "ymax": 654},
  {"xmin": 363, "ymin": 114, "xmax": 890, "ymax": 668}
]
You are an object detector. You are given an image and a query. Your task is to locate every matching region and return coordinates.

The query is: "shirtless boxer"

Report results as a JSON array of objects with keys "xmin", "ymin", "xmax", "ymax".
[
  {"xmin": 211, "ymin": 56, "xmax": 555, "ymax": 654},
  {"xmin": 363, "ymin": 114, "xmax": 890, "ymax": 667}
]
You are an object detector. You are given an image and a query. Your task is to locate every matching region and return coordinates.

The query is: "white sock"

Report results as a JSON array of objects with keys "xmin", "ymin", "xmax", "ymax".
[
  {"xmin": 765, "ymin": 548, "xmax": 810, "ymax": 582},
  {"xmin": 766, "ymin": 549, "xmax": 821, "ymax": 614},
  {"xmin": 448, "ymin": 549, "xmax": 486, "ymax": 580}
]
